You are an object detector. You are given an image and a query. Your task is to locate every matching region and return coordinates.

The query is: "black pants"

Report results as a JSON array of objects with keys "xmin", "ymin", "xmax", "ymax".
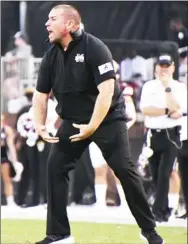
[
  {"xmin": 16, "ymin": 142, "xmax": 50, "ymax": 206},
  {"xmin": 16, "ymin": 144, "xmax": 40, "ymax": 205},
  {"xmin": 16, "ymin": 144, "xmax": 30, "ymax": 205},
  {"xmin": 148, "ymin": 127, "xmax": 179, "ymax": 216},
  {"xmin": 178, "ymin": 140, "xmax": 188, "ymax": 213},
  {"xmin": 46, "ymin": 120, "xmax": 155, "ymax": 236},
  {"xmin": 68, "ymin": 147, "xmax": 96, "ymax": 205},
  {"xmin": 38, "ymin": 142, "xmax": 51, "ymax": 204}
]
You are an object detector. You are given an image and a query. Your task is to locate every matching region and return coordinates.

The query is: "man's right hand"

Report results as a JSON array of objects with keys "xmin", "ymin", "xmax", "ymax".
[{"xmin": 38, "ymin": 125, "xmax": 59, "ymax": 143}]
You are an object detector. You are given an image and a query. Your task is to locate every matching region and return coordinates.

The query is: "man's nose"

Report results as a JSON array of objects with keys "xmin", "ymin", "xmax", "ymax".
[{"xmin": 45, "ymin": 20, "xmax": 50, "ymax": 26}]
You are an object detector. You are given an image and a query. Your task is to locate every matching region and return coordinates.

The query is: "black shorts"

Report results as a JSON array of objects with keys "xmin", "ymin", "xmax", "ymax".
[
  {"xmin": 1, "ymin": 158, "xmax": 9, "ymax": 164},
  {"xmin": 1, "ymin": 157, "xmax": 11, "ymax": 164},
  {"xmin": 1, "ymin": 146, "xmax": 8, "ymax": 163},
  {"xmin": 1, "ymin": 158, "xmax": 16, "ymax": 177}
]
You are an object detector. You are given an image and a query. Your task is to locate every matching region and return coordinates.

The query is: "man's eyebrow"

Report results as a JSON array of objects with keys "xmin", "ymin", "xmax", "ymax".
[{"xmin": 48, "ymin": 14, "xmax": 57, "ymax": 19}]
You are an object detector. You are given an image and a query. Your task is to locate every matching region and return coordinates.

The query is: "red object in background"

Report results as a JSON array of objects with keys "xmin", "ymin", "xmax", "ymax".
[{"xmin": 120, "ymin": 82, "xmax": 134, "ymax": 96}]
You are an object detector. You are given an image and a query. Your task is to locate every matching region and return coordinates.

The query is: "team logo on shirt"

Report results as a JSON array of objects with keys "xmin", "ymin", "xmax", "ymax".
[
  {"xmin": 98, "ymin": 62, "xmax": 114, "ymax": 75},
  {"xmin": 75, "ymin": 54, "xmax": 84, "ymax": 62}
]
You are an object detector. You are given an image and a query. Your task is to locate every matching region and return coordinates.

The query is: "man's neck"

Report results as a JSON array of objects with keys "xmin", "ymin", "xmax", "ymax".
[
  {"xmin": 157, "ymin": 77, "xmax": 174, "ymax": 87},
  {"xmin": 60, "ymin": 34, "xmax": 73, "ymax": 51}
]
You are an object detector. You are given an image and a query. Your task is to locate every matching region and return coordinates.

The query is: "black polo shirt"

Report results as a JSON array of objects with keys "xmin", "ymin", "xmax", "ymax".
[{"xmin": 36, "ymin": 31, "xmax": 126, "ymax": 123}]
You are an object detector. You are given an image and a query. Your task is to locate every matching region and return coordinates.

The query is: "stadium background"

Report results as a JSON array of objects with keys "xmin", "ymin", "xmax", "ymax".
[
  {"xmin": 1, "ymin": 1, "xmax": 188, "ymax": 243},
  {"xmin": 2, "ymin": 1, "xmax": 188, "ymax": 57}
]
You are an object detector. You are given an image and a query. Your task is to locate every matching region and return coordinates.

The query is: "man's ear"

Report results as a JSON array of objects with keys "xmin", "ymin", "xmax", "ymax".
[{"xmin": 66, "ymin": 20, "xmax": 74, "ymax": 32}]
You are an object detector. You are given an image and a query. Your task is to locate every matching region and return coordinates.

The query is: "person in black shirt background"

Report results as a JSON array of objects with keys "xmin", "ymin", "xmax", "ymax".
[
  {"xmin": 33, "ymin": 4, "xmax": 163, "ymax": 244},
  {"xmin": 169, "ymin": 12, "xmax": 188, "ymax": 49}
]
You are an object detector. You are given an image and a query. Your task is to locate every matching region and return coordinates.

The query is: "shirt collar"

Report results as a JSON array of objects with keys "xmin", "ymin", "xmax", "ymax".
[
  {"xmin": 155, "ymin": 78, "xmax": 174, "ymax": 87},
  {"xmin": 56, "ymin": 31, "xmax": 84, "ymax": 53}
]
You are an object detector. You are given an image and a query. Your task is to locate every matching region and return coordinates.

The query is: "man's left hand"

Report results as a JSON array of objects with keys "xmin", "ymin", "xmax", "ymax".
[
  {"xmin": 169, "ymin": 110, "xmax": 182, "ymax": 119},
  {"xmin": 69, "ymin": 123, "xmax": 96, "ymax": 142}
]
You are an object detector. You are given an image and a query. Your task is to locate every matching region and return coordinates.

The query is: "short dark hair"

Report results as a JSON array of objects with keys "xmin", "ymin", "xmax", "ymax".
[{"xmin": 52, "ymin": 4, "xmax": 81, "ymax": 25}]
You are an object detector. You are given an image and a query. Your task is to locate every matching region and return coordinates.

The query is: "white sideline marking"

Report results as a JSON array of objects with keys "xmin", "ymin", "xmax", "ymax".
[{"xmin": 1, "ymin": 205, "xmax": 187, "ymax": 228}]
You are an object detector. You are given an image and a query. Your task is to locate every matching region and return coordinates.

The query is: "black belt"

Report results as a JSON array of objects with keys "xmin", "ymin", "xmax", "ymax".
[{"xmin": 149, "ymin": 126, "xmax": 179, "ymax": 133}]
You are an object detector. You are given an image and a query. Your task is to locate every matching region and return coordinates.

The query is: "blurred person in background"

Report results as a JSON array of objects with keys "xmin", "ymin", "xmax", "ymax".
[
  {"xmin": 2, "ymin": 73, "xmax": 20, "ymax": 113},
  {"xmin": 4, "ymin": 31, "xmax": 34, "ymax": 81},
  {"xmin": 140, "ymin": 54, "xmax": 187, "ymax": 222},
  {"xmin": 177, "ymin": 79, "xmax": 188, "ymax": 219},
  {"xmin": 137, "ymin": 133, "xmax": 181, "ymax": 216},
  {"xmin": 122, "ymin": 84, "xmax": 137, "ymax": 129},
  {"xmin": 15, "ymin": 88, "xmax": 40, "ymax": 207},
  {"xmin": 168, "ymin": 158, "xmax": 181, "ymax": 216},
  {"xmin": 120, "ymin": 48, "xmax": 147, "ymax": 111},
  {"xmin": 7, "ymin": 84, "xmax": 35, "ymax": 114},
  {"xmin": 1, "ymin": 113, "xmax": 22, "ymax": 207},
  {"xmin": 29, "ymin": 91, "xmax": 59, "ymax": 207},
  {"xmin": 169, "ymin": 13, "xmax": 188, "ymax": 49},
  {"xmin": 178, "ymin": 48, "xmax": 187, "ymax": 85},
  {"xmin": 120, "ymin": 48, "xmax": 147, "ymax": 82},
  {"xmin": 5, "ymin": 31, "xmax": 32, "ymax": 59},
  {"xmin": 15, "ymin": 89, "xmax": 58, "ymax": 207}
]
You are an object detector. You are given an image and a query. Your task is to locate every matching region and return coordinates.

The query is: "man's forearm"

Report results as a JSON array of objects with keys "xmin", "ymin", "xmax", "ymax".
[
  {"xmin": 165, "ymin": 92, "xmax": 180, "ymax": 110},
  {"xmin": 33, "ymin": 93, "xmax": 48, "ymax": 131},
  {"xmin": 141, "ymin": 106, "xmax": 167, "ymax": 117},
  {"xmin": 89, "ymin": 93, "xmax": 113, "ymax": 129}
]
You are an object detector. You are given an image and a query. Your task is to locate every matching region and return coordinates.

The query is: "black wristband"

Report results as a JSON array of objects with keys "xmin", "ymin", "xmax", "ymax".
[
  {"xmin": 168, "ymin": 111, "xmax": 174, "ymax": 118},
  {"xmin": 165, "ymin": 108, "xmax": 169, "ymax": 115}
]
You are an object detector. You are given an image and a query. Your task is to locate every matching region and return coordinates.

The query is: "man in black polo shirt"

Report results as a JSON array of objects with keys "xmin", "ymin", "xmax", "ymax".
[{"xmin": 33, "ymin": 4, "xmax": 163, "ymax": 244}]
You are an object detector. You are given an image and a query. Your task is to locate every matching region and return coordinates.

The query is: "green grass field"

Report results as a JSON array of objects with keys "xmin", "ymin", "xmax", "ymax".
[{"xmin": 1, "ymin": 219, "xmax": 187, "ymax": 244}]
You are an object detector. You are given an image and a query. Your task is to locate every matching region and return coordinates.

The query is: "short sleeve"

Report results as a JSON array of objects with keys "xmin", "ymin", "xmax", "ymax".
[
  {"xmin": 88, "ymin": 38, "xmax": 116, "ymax": 86},
  {"xmin": 36, "ymin": 52, "xmax": 52, "ymax": 93},
  {"xmin": 139, "ymin": 83, "xmax": 153, "ymax": 109},
  {"xmin": 177, "ymin": 83, "xmax": 187, "ymax": 113}
]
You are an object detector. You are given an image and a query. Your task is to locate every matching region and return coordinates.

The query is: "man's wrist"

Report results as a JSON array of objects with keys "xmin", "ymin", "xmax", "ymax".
[
  {"xmin": 165, "ymin": 87, "xmax": 172, "ymax": 93},
  {"xmin": 165, "ymin": 108, "xmax": 169, "ymax": 115},
  {"xmin": 36, "ymin": 125, "xmax": 46, "ymax": 133},
  {"xmin": 88, "ymin": 121, "xmax": 99, "ymax": 131},
  {"xmin": 167, "ymin": 112, "xmax": 172, "ymax": 118}
]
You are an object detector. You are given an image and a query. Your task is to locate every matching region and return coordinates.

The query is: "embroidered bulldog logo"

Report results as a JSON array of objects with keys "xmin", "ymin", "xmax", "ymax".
[{"xmin": 75, "ymin": 54, "xmax": 84, "ymax": 62}]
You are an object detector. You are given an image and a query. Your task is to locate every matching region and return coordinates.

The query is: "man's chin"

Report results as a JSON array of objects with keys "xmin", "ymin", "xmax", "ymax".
[
  {"xmin": 159, "ymin": 76, "xmax": 169, "ymax": 82},
  {"xmin": 49, "ymin": 37, "xmax": 58, "ymax": 43},
  {"xmin": 49, "ymin": 38, "xmax": 55, "ymax": 43}
]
